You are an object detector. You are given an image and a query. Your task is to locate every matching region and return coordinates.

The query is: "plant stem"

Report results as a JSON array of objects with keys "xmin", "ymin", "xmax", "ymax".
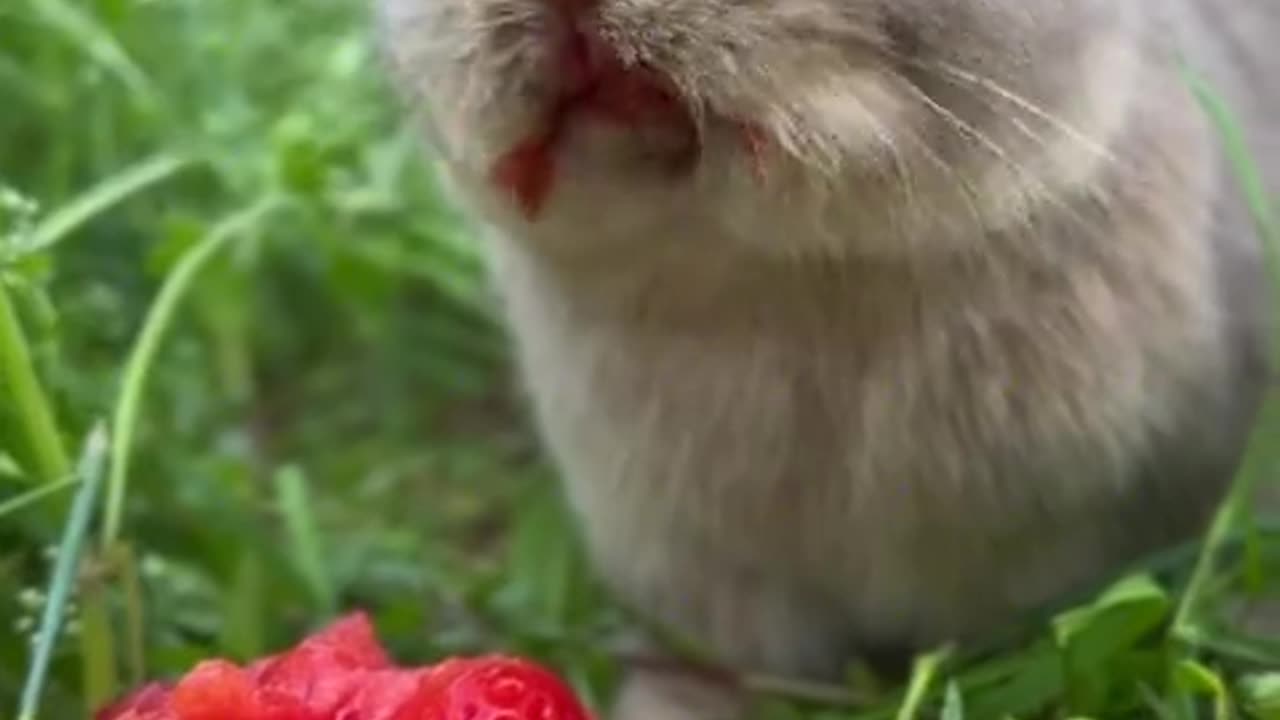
[
  {"xmin": 0, "ymin": 280, "xmax": 71, "ymax": 484},
  {"xmin": 1171, "ymin": 397, "xmax": 1280, "ymax": 640},
  {"xmin": 895, "ymin": 647, "xmax": 953, "ymax": 720},
  {"xmin": 16, "ymin": 424, "xmax": 109, "ymax": 720},
  {"xmin": 0, "ymin": 474, "xmax": 78, "ymax": 518},
  {"xmin": 100, "ymin": 196, "xmax": 284, "ymax": 547},
  {"xmin": 22, "ymin": 153, "xmax": 192, "ymax": 256}
]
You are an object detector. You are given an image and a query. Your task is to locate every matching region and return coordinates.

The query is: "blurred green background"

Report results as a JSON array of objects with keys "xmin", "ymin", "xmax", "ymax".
[{"xmin": 3, "ymin": 1, "xmax": 1280, "ymax": 719}]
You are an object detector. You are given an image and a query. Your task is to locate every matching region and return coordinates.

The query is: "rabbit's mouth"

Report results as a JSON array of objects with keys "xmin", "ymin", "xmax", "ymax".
[{"xmin": 489, "ymin": 24, "xmax": 767, "ymax": 220}]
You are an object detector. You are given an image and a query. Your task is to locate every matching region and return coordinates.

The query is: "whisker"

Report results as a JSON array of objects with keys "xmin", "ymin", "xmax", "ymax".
[
  {"xmin": 895, "ymin": 79, "xmax": 1123, "ymax": 253},
  {"xmin": 843, "ymin": 94, "xmax": 919, "ymax": 235},
  {"xmin": 900, "ymin": 57, "xmax": 1131, "ymax": 177},
  {"xmin": 938, "ymin": 62, "xmax": 1115, "ymax": 157},
  {"xmin": 893, "ymin": 123, "xmax": 989, "ymax": 239},
  {"xmin": 902, "ymin": 59, "xmax": 1174, "ymax": 218}
]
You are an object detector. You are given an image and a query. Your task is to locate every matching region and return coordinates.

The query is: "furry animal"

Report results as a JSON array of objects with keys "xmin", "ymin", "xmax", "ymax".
[{"xmin": 375, "ymin": 0, "xmax": 1277, "ymax": 716}]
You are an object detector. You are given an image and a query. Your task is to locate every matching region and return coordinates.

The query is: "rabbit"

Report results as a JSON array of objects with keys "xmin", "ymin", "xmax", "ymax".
[{"xmin": 374, "ymin": 0, "xmax": 1278, "ymax": 716}]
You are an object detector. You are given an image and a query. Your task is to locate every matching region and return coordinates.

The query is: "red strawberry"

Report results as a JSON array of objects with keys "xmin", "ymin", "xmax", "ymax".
[
  {"xmin": 95, "ymin": 681, "xmax": 176, "ymax": 720},
  {"xmin": 170, "ymin": 660, "xmax": 258, "ymax": 720},
  {"xmin": 339, "ymin": 669, "xmax": 434, "ymax": 720},
  {"xmin": 170, "ymin": 659, "xmax": 318, "ymax": 720},
  {"xmin": 288, "ymin": 612, "xmax": 393, "ymax": 672},
  {"xmin": 244, "ymin": 613, "xmax": 390, "ymax": 716},
  {"xmin": 252, "ymin": 650, "xmax": 367, "ymax": 714},
  {"xmin": 93, "ymin": 613, "xmax": 594, "ymax": 720},
  {"xmin": 394, "ymin": 656, "xmax": 591, "ymax": 720}
]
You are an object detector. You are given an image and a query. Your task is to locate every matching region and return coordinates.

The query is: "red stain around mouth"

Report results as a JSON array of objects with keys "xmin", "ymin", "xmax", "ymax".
[
  {"xmin": 491, "ymin": 132, "xmax": 559, "ymax": 219},
  {"xmin": 490, "ymin": 23, "xmax": 770, "ymax": 220}
]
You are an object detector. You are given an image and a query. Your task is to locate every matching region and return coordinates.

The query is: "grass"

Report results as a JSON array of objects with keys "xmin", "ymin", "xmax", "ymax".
[{"xmin": 0, "ymin": 1, "xmax": 1278, "ymax": 719}]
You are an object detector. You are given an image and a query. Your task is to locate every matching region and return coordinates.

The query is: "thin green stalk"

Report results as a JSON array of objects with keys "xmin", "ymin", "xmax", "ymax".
[
  {"xmin": 0, "ymin": 474, "xmax": 78, "ymax": 518},
  {"xmin": 25, "ymin": 0, "xmax": 157, "ymax": 107},
  {"xmin": 100, "ymin": 197, "xmax": 284, "ymax": 548},
  {"xmin": 0, "ymin": 280, "xmax": 71, "ymax": 485},
  {"xmin": 1170, "ymin": 496, "xmax": 1238, "ymax": 639},
  {"xmin": 895, "ymin": 647, "xmax": 953, "ymax": 720},
  {"xmin": 80, "ymin": 580, "xmax": 119, "ymax": 714},
  {"xmin": 1172, "ymin": 399, "xmax": 1280, "ymax": 638},
  {"xmin": 111, "ymin": 543, "xmax": 148, "ymax": 687},
  {"xmin": 1171, "ymin": 63, "xmax": 1280, "ymax": 643},
  {"xmin": 1180, "ymin": 66, "xmax": 1279, "ymax": 258},
  {"xmin": 274, "ymin": 464, "xmax": 337, "ymax": 616},
  {"xmin": 16, "ymin": 424, "xmax": 110, "ymax": 720},
  {"xmin": 20, "ymin": 153, "xmax": 194, "ymax": 257}
]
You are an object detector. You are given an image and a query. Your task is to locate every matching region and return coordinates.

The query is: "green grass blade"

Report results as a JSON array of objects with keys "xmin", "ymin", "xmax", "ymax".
[
  {"xmin": 100, "ymin": 197, "xmax": 285, "ymax": 548},
  {"xmin": 19, "ymin": 153, "xmax": 195, "ymax": 257},
  {"xmin": 895, "ymin": 647, "xmax": 953, "ymax": 720},
  {"xmin": 0, "ymin": 475, "xmax": 78, "ymax": 518},
  {"xmin": 111, "ymin": 544, "xmax": 148, "ymax": 687},
  {"xmin": 79, "ymin": 587, "xmax": 119, "ymax": 715},
  {"xmin": 1238, "ymin": 673, "xmax": 1280, "ymax": 719},
  {"xmin": 16, "ymin": 423, "xmax": 110, "ymax": 720},
  {"xmin": 1180, "ymin": 66, "xmax": 1279, "ymax": 252},
  {"xmin": 1171, "ymin": 62, "xmax": 1280, "ymax": 642},
  {"xmin": 1177, "ymin": 625, "xmax": 1280, "ymax": 667},
  {"xmin": 941, "ymin": 682, "xmax": 966, "ymax": 720},
  {"xmin": 0, "ymin": 280, "xmax": 71, "ymax": 486},
  {"xmin": 1174, "ymin": 660, "xmax": 1233, "ymax": 720},
  {"xmin": 273, "ymin": 464, "xmax": 337, "ymax": 616},
  {"xmin": 219, "ymin": 549, "xmax": 265, "ymax": 661},
  {"xmin": 25, "ymin": 0, "xmax": 156, "ymax": 105}
]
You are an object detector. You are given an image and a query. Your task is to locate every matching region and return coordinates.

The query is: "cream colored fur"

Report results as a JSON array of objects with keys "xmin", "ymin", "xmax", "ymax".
[{"xmin": 375, "ymin": 0, "xmax": 1278, "ymax": 716}]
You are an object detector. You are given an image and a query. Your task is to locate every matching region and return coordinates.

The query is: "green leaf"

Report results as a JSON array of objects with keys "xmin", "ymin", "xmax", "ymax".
[
  {"xmin": 0, "ymin": 282, "xmax": 71, "ymax": 487},
  {"xmin": 1175, "ymin": 660, "xmax": 1232, "ymax": 720},
  {"xmin": 941, "ymin": 681, "xmax": 966, "ymax": 720},
  {"xmin": 895, "ymin": 646, "xmax": 952, "ymax": 720},
  {"xmin": 274, "ymin": 464, "xmax": 337, "ymax": 617},
  {"xmin": 962, "ymin": 641, "xmax": 1065, "ymax": 720},
  {"xmin": 1239, "ymin": 674, "xmax": 1280, "ymax": 720},
  {"xmin": 272, "ymin": 114, "xmax": 330, "ymax": 196},
  {"xmin": 499, "ymin": 487, "xmax": 587, "ymax": 629},
  {"xmin": 1052, "ymin": 574, "xmax": 1171, "ymax": 714}
]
